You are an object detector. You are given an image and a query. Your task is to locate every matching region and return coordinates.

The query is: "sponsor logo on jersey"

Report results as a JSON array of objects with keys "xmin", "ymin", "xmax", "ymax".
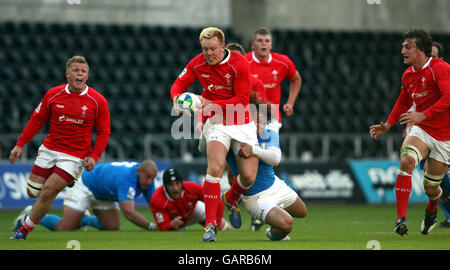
[
  {"xmin": 56, "ymin": 104, "xmax": 64, "ymax": 108},
  {"xmin": 58, "ymin": 115, "xmax": 84, "ymax": 124}
]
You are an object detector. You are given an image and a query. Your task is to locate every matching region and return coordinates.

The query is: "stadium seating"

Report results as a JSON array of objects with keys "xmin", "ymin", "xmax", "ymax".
[{"xmin": 1, "ymin": 21, "xmax": 449, "ymax": 161}]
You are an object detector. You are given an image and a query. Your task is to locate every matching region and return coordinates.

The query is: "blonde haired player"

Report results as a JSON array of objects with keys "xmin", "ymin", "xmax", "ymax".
[{"xmin": 171, "ymin": 27, "xmax": 259, "ymax": 242}]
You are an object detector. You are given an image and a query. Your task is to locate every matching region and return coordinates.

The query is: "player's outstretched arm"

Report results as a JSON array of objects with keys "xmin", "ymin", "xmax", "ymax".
[{"xmin": 120, "ymin": 200, "xmax": 155, "ymax": 230}]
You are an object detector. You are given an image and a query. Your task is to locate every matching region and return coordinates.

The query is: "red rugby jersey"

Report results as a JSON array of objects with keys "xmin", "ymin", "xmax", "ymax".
[
  {"xmin": 171, "ymin": 49, "xmax": 252, "ymax": 125},
  {"xmin": 245, "ymin": 51, "xmax": 297, "ymax": 122},
  {"xmin": 16, "ymin": 84, "xmax": 111, "ymax": 161},
  {"xmin": 387, "ymin": 58, "xmax": 450, "ymax": 141}
]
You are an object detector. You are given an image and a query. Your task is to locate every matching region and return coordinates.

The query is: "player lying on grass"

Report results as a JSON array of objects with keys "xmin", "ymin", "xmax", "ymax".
[
  {"xmin": 150, "ymin": 168, "xmax": 231, "ymax": 231},
  {"xmin": 13, "ymin": 161, "xmax": 158, "ymax": 232}
]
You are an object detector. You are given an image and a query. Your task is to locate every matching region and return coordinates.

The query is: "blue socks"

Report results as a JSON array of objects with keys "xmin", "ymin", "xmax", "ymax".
[
  {"xmin": 39, "ymin": 214, "xmax": 102, "ymax": 230},
  {"xmin": 39, "ymin": 214, "xmax": 61, "ymax": 231},
  {"xmin": 80, "ymin": 215, "xmax": 102, "ymax": 230},
  {"xmin": 268, "ymin": 228, "xmax": 285, "ymax": 241}
]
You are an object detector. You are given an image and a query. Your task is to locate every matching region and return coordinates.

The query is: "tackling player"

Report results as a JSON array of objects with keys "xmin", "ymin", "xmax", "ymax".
[
  {"xmin": 171, "ymin": 27, "xmax": 259, "ymax": 242},
  {"xmin": 226, "ymin": 100, "xmax": 307, "ymax": 240},
  {"xmin": 13, "ymin": 161, "xmax": 158, "ymax": 232},
  {"xmin": 150, "ymin": 168, "xmax": 231, "ymax": 231},
  {"xmin": 369, "ymin": 29, "xmax": 450, "ymax": 236},
  {"xmin": 10, "ymin": 56, "xmax": 111, "ymax": 240},
  {"xmin": 245, "ymin": 27, "xmax": 302, "ymax": 132}
]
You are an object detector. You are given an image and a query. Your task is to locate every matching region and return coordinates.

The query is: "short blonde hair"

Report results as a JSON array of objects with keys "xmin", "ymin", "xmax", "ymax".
[
  {"xmin": 199, "ymin": 27, "xmax": 225, "ymax": 45},
  {"xmin": 66, "ymin": 55, "xmax": 89, "ymax": 71}
]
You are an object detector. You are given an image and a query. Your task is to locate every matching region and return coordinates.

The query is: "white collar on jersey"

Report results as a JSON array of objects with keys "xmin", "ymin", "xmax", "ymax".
[
  {"xmin": 412, "ymin": 57, "xmax": 432, "ymax": 72},
  {"xmin": 219, "ymin": 48, "xmax": 231, "ymax": 65},
  {"xmin": 65, "ymin": 84, "xmax": 88, "ymax": 95},
  {"xmin": 252, "ymin": 51, "xmax": 272, "ymax": 63}
]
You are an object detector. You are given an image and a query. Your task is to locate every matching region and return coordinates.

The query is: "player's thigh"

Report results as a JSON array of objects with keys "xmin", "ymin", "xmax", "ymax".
[
  {"xmin": 186, "ymin": 201, "xmax": 205, "ymax": 226},
  {"xmin": 93, "ymin": 205, "xmax": 120, "ymax": 230},
  {"xmin": 283, "ymin": 197, "xmax": 307, "ymax": 218},
  {"xmin": 41, "ymin": 172, "xmax": 70, "ymax": 199},
  {"xmin": 402, "ymin": 135, "xmax": 429, "ymax": 161},
  {"xmin": 425, "ymin": 158, "xmax": 449, "ymax": 177},
  {"xmin": 234, "ymin": 154, "xmax": 259, "ymax": 184},
  {"xmin": 54, "ymin": 206, "xmax": 85, "ymax": 231}
]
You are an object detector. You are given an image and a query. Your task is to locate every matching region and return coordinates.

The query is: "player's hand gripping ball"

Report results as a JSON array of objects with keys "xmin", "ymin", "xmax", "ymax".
[{"xmin": 176, "ymin": 92, "xmax": 201, "ymax": 117}]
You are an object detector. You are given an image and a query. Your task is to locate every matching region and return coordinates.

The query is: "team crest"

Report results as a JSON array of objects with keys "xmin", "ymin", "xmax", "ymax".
[
  {"xmin": 421, "ymin": 77, "xmax": 426, "ymax": 88},
  {"xmin": 272, "ymin": 70, "xmax": 278, "ymax": 81},
  {"xmin": 224, "ymin": 73, "xmax": 231, "ymax": 85},
  {"xmin": 81, "ymin": 105, "xmax": 88, "ymax": 116}
]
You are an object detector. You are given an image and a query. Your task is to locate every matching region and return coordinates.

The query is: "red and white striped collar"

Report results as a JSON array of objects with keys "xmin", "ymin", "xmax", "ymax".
[
  {"xmin": 252, "ymin": 51, "xmax": 272, "ymax": 63},
  {"xmin": 65, "ymin": 84, "xmax": 88, "ymax": 95}
]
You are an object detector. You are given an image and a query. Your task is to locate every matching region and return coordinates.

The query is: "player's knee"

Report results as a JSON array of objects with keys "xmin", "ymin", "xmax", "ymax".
[
  {"xmin": 207, "ymin": 163, "xmax": 225, "ymax": 178},
  {"xmin": 299, "ymin": 206, "xmax": 307, "ymax": 218},
  {"xmin": 54, "ymin": 221, "xmax": 78, "ymax": 231},
  {"xmin": 239, "ymin": 168, "xmax": 258, "ymax": 186},
  {"xmin": 399, "ymin": 144, "xmax": 422, "ymax": 170},
  {"xmin": 424, "ymin": 186, "xmax": 441, "ymax": 198},
  {"xmin": 27, "ymin": 180, "xmax": 43, "ymax": 198},
  {"xmin": 423, "ymin": 172, "xmax": 444, "ymax": 198},
  {"xmin": 399, "ymin": 156, "xmax": 416, "ymax": 172},
  {"xmin": 280, "ymin": 216, "xmax": 293, "ymax": 233}
]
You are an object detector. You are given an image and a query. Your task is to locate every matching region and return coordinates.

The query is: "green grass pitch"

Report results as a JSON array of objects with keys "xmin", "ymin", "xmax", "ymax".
[{"xmin": 1, "ymin": 203, "xmax": 450, "ymax": 250}]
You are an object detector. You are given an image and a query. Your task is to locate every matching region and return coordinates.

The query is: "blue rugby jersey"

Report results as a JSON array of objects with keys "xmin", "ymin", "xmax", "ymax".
[{"xmin": 81, "ymin": 161, "xmax": 155, "ymax": 203}]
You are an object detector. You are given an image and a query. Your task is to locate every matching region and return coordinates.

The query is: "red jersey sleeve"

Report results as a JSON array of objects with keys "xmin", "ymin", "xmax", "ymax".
[
  {"xmin": 89, "ymin": 93, "xmax": 111, "ymax": 162},
  {"xmin": 16, "ymin": 90, "xmax": 51, "ymax": 148},
  {"xmin": 422, "ymin": 61, "xmax": 450, "ymax": 121},
  {"xmin": 280, "ymin": 54, "xmax": 297, "ymax": 80},
  {"xmin": 170, "ymin": 63, "xmax": 198, "ymax": 100},
  {"xmin": 184, "ymin": 181, "xmax": 204, "ymax": 201},
  {"xmin": 150, "ymin": 192, "xmax": 174, "ymax": 231},
  {"xmin": 386, "ymin": 85, "xmax": 414, "ymax": 127}
]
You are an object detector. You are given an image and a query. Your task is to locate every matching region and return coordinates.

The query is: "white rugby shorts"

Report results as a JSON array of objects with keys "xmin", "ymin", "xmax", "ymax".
[
  {"xmin": 64, "ymin": 178, "xmax": 119, "ymax": 212},
  {"xmin": 242, "ymin": 176, "xmax": 298, "ymax": 223},
  {"xmin": 34, "ymin": 144, "xmax": 84, "ymax": 180},
  {"xmin": 202, "ymin": 118, "xmax": 259, "ymax": 155},
  {"xmin": 184, "ymin": 201, "xmax": 206, "ymax": 226},
  {"xmin": 408, "ymin": 125, "xmax": 450, "ymax": 165},
  {"xmin": 266, "ymin": 119, "xmax": 282, "ymax": 133}
]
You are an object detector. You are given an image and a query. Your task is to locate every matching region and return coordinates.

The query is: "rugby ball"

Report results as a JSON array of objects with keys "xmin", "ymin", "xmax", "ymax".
[{"xmin": 176, "ymin": 92, "xmax": 201, "ymax": 117}]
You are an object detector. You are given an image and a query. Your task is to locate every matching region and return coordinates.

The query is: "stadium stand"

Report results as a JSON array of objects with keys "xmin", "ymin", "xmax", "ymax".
[{"xmin": 1, "ymin": 21, "xmax": 449, "ymax": 161}]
